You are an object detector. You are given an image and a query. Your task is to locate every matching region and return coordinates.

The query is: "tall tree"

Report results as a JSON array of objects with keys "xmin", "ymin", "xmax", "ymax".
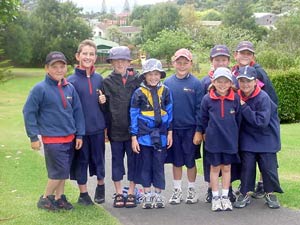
[
  {"xmin": 141, "ymin": 3, "xmax": 180, "ymax": 41},
  {"xmin": 101, "ymin": 0, "xmax": 107, "ymax": 14}
]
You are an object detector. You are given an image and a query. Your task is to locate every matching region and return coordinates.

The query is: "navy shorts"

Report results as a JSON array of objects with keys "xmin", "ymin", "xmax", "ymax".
[
  {"xmin": 110, "ymin": 140, "xmax": 136, "ymax": 182},
  {"xmin": 166, "ymin": 128, "xmax": 201, "ymax": 168},
  {"xmin": 70, "ymin": 133, "xmax": 105, "ymax": 185},
  {"xmin": 205, "ymin": 151, "xmax": 240, "ymax": 167},
  {"xmin": 44, "ymin": 142, "xmax": 74, "ymax": 179},
  {"xmin": 134, "ymin": 145, "xmax": 167, "ymax": 190}
]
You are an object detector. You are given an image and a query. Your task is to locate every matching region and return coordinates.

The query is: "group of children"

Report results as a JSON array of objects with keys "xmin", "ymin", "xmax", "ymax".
[{"xmin": 22, "ymin": 39, "xmax": 282, "ymax": 212}]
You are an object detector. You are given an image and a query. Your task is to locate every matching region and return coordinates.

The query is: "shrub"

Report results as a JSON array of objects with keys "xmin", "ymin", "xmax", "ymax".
[
  {"xmin": 270, "ymin": 69, "xmax": 300, "ymax": 123},
  {"xmin": 256, "ymin": 50, "xmax": 297, "ymax": 70}
]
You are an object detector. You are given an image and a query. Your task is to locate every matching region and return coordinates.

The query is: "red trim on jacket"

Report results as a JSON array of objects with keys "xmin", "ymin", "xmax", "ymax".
[
  {"xmin": 42, "ymin": 134, "xmax": 75, "ymax": 144},
  {"xmin": 58, "ymin": 78, "xmax": 69, "ymax": 109},
  {"xmin": 209, "ymin": 88, "xmax": 235, "ymax": 118},
  {"xmin": 238, "ymin": 85, "xmax": 261, "ymax": 102}
]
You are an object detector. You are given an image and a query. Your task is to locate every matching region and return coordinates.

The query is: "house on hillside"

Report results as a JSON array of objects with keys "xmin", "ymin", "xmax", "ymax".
[{"xmin": 254, "ymin": 13, "xmax": 278, "ymax": 29}]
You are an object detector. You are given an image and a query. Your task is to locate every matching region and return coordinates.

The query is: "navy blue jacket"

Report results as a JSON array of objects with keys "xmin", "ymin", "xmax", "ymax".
[
  {"xmin": 238, "ymin": 86, "xmax": 281, "ymax": 153},
  {"xmin": 130, "ymin": 81, "xmax": 173, "ymax": 148},
  {"xmin": 200, "ymin": 89, "xmax": 241, "ymax": 154},
  {"xmin": 68, "ymin": 67, "xmax": 106, "ymax": 135},
  {"xmin": 164, "ymin": 74, "xmax": 203, "ymax": 131},
  {"xmin": 23, "ymin": 74, "xmax": 85, "ymax": 142}
]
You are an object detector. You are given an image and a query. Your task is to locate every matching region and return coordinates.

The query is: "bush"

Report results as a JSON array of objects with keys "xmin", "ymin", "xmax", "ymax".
[
  {"xmin": 256, "ymin": 50, "xmax": 297, "ymax": 70},
  {"xmin": 270, "ymin": 69, "xmax": 300, "ymax": 123}
]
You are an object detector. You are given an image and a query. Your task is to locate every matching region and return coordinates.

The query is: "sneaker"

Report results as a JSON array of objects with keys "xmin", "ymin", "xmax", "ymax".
[
  {"xmin": 94, "ymin": 185, "xmax": 105, "ymax": 204},
  {"xmin": 153, "ymin": 193, "xmax": 165, "ymax": 208},
  {"xmin": 252, "ymin": 182, "xmax": 265, "ymax": 199},
  {"xmin": 185, "ymin": 187, "xmax": 198, "ymax": 204},
  {"xmin": 142, "ymin": 193, "xmax": 153, "ymax": 209},
  {"xmin": 265, "ymin": 193, "xmax": 280, "ymax": 209},
  {"xmin": 205, "ymin": 188, "xmax": 212, "ymax": 203},
  {"xmin": 221, "ymin": 196, "xmax": 233, "ymax": 211},
  {"xmin": 37, "ymin": 195, "xmax": 58, "ymax": 211},
  {"xmin": 233, "ymin": 194, "xmax": 250, "ymax": 208},
  {"xmin": 78, "ymin": 193, "xmax": 94, "ymax": 206},
  {"xmin": 55, "ymin": 195, "xmax": 73, "ymax": 210},
  {"xmin": 228, "ymin": 186, "xmax": 236, "ymax": 203},
  {"xmin": 211, "ymin": 196, "xmax": 222, "ymax": 212},
  {"xmin": 169, "ymin": 188, "xmax": 183, "ymax": 204}
]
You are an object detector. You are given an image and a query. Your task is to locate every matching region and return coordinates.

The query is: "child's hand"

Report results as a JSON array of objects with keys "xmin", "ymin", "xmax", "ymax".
[
  {"xmin": 167, "ymin": 130, "xmax": 173, "ymax": 149},
  {"xmin": 31, "ymin": 140, "xmax": 41, "ymax": 151},
  {"xmin": 131, "ymin": 136, "xmax": 140, "ymax": 153},
  {"xmin": 98, "ymin": 90, "xmax": 106, "ymax": 104},
  {"xmin": 75, "ymin": 139, "xmax": 83, "ymax": 150},
  {"xmin": 193, "ymin": 131, "xmax": 202, "ymax": 145}
]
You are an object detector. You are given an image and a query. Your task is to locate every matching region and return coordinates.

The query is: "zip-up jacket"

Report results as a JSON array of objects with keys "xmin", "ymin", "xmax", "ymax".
[
  {"xmin": 101, "ymin": 68, "xmax": 142, "ymax": 142},
  {"xmin": 232, "ymin": 62, "xmax": 278, "ymax": 105},
  {"xmin": 130, "ymin": 81, "xmax": 173, "ymax": 148},
  {"xmin": 200, "ymin": 88, "xmax": 241, "ymax": 154},
  {"xmin": 23, "ymin": 74, "xmax": 85, "ymax": 142},
  {"xmin": 238, "ymin": 86, "xmax": 281, "ymax": 153},
  {"xmin": 68, "ymin": 67, "xmax": 106, "ymax": 135},
  {"xmin": 164, "ymin": 73, "xmax": 203, "ymax": 131}
]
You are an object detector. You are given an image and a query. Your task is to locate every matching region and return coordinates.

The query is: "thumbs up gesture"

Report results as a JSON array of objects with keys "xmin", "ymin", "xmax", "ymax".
[{"xmin": 98, "ymin": 89, "xmax": 106, "ymax": 104}]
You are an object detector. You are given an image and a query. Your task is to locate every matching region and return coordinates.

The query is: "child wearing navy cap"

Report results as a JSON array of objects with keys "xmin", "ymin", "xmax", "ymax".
[
  {"xmin": 200, "ymin": 67, "xmax": 241, "ymax": 212},
  {"xmin": 99, "ymin": 46, "xmax": 142, "ymax": 208},
  {"xmin": 23, "ymin": 51, "xmax": 85, "ymax": 211},
  {"xmin": 233, "ymin": 66, "xmax": 283, "ymax": 209},
  {"xmin": 130, "ymin": 58, "xmax": 173, "ymax": 209},
  {"xmin": 68, "ymin": 40, "xmax": 106, "ymax": 206}
]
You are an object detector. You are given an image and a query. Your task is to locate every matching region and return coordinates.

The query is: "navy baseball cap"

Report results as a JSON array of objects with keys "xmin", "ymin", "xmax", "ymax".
[
  {"xmin": 45, "ymin": 51, "xmax": 67, "ymax": 65},
  {"xmin": 237, "ymin": 66, "xmax": 257, "ymax": 80},
  {"xmin": 210, "ymin": 45, "xmax": 230, "ymax": 58},
  {"xmin": 141, "ymin": 58, "xmax": 166, "ymax": 79},
  {"xmin": 236, "ymin": 41, "xmax": 255, "ymax": 53},
  {"xmin": 106, "ymin": 46, "xmax": 132, "ymax": 63}
]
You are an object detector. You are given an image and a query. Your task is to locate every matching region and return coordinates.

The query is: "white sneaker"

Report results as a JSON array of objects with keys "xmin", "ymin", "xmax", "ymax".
[
  {"xmin": 153, "ymin": 193, "xmax": 165, "ymax": 208},
  {"xmin": 142, "ymin": 193, "xmax": 153, "ymax": 209},
  {"xmin": 169, "ymin": 188, "xmax": 183, "ymax": 204},
  {"xmin": 221, "ymin": 196, "xmax": 233, "ymax": 211},
  {"xmin": 185, "ymin": 187, "xmax": 198, "ymax": 204},
  {"xmin": 211, "ymin": 196, "xmax": 222, "ymax": 212}
]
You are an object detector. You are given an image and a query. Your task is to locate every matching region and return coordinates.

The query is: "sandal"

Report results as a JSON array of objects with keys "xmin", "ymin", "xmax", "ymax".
[
  {"xmin": 113, "ymin": 194, "xmax": 125, "ymax": 208},
  {"xmin": 125, "ymin": 194, "xmax": 137, "ymax": 208}
]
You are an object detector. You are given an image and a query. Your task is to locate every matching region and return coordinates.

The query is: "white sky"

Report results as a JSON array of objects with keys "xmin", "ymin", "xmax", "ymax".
[{"xmin": 69, "ymin": 0, "xmax": 170, "ymax": 13}]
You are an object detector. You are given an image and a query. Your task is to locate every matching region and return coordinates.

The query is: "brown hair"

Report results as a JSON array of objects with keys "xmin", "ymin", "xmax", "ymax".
[{"xmin": 77, "ymin": 39, "xmax": 97, "ymax": 54}]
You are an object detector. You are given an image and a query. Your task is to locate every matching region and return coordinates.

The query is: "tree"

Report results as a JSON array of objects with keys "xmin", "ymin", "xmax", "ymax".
[
  {"xmin": 222, "ymin": 0, "xmax": 267, "ymax": 40},
  {"xmin": 106, "ymin": 25, "xmax": 129, "ymax": 45},
  {"xmin": 142, "ymin": 29, "xmax": 193, "ymax": 68},
  {"xmin": 101, "ymin": 0, "xmax": 107, "ymax": 14},
  {"xmin": 141, "ymin": 3, "xmax": 180, "ymax": 41}
]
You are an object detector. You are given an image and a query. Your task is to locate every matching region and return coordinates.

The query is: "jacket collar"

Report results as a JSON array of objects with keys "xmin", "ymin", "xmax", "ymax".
[
  {"xmin": 238, "ymin": 85, "xmax": 261, "ymax": 102},
  {"xmin": 209, "ymin": 88, "xmax": 235, "ymax": 101},
  {"xmin": 45, "ymin": 74, "xmax": 69, "ymax": 86}
]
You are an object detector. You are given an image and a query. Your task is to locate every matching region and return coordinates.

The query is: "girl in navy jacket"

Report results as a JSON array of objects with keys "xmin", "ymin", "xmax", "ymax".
[{"xmin": 200, "ymin": 67, "xmax": 241, "ymax": 212}]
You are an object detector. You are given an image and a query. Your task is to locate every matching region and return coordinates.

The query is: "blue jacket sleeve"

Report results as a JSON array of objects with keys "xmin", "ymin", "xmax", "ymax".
[
  {"xmin": 130, "ymin": 89, "xmax": 141, "ymax": 136},
  {"xmin": 71, "ymin": 87, "xmax": 85, "ymax": 139},
  {"xmin": 199, "ymin": 95, "xmax": 209, "ymax": 133},
  {"xmin": 164, "ymin": 87, "xmax": 173, "ymax": 130},
  {"xmin": 195, "ymin": 81, "xmax": 204, "ymax": 132}
]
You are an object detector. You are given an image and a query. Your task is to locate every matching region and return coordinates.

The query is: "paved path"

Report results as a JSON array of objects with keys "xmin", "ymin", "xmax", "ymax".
[{"xmin": 82, "ymin": 143, "xmax": 300, "ymax": 225}]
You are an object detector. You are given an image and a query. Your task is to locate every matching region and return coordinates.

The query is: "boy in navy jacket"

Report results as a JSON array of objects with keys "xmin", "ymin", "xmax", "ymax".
[
  {"xmin": 23, "ymin": 51, "xmax": 85, "ymax": 211},
  {"xmin": 234, "ymin": 66, "xmax": 283, "ymax": 209}
]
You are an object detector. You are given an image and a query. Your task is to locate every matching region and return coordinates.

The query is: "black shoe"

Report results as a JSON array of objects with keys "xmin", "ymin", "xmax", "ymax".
[
  {"xmin": 94, "ymin": 184, "xmax": 105, "ymax": 204},
  {"xmin": 228, "ymin": 186, "xmax": 236, "ymax": 203},
  {"xmin": 37, "ymin": 195, "xmax": 58, "ymax": 211},
  {"xmin": 205, "ymin": 188, "xmax": 212, "ymax": 203},
  {"xmin": 78, "ymin": 193, "xmax": 94, "ymax": 206},
  {"xmin": 252, "ymin": 182, "xmax": 265, "ymax": 199},
  {"xmin": 56, "ymin": 195, "xmax": 74, "ymax": 210}
]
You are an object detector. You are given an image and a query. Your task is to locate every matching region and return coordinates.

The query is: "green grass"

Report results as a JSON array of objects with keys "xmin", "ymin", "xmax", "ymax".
[{"xmin": 0, "ymin": 73, "xmax": 120, "ymax": 224}]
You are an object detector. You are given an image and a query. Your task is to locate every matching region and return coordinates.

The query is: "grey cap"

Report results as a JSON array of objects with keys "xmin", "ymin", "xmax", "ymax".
[
  {"xmin": 106, "ymin": 46, "xmax": 132, "ymax": 63},
  {"xmin": 141, "ymin": 58, "xmax": 166, "ymax": 78},
  {"xmin": 212, "ymin": 67, "xmax": 233, "ymax": 81}
]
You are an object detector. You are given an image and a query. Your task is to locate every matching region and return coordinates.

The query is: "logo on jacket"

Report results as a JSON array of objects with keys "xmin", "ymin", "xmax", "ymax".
[
  {"xmin": 183, "ymin": 87, "xmax": 195, "ymax": 93},
  {"xmin": 229, "ymin": 108, "xmax": 236, "ymax": 114}
]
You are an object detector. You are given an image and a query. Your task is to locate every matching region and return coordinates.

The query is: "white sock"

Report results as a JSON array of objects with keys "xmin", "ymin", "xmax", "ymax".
[
  {"xmin": 188, "ymin": 182, "xmax": 195, "ymax": 189},
  {"xmin": 222, "ymin": 189, "xmax": 229, "ymax": 197},
  {"xmin": 173, "ymin": 180, "xmax": 182, "ymax": 190},
  {"xmin": 212, "ymin": 191, "xmax": 219, "ymax": 198}
]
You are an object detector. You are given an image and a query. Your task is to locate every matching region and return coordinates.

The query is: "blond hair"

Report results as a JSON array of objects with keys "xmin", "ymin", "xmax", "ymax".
[{"xmin": 77, "ymin": 39, "xmax": 97, "ymax": 54}]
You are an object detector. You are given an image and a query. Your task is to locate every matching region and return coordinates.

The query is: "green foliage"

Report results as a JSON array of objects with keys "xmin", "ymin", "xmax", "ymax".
[
  {"xmin": 106, "ymin": 25, "xmax": 129, "ymax": 45},
  {"xmin": 197, "ymin": 9, "xmax": 222, "ymax": 20},
  {"xmin": 0, "ymin": 49, "xmax": 13, "ymax": 83},
  {"xmin": 141, "ymin": 3, "xmax": 180, "ymax": 41},
  {"xmin": 142, "ymin": 29, "xmax": 193, "ymax": 66},
  {"xmin": 271, "ymin": 69, "xmax": 300, "ymax": 123},
  {"xmin": 0, "ymin": 0, "xmax": 20, "ymax": 26}
]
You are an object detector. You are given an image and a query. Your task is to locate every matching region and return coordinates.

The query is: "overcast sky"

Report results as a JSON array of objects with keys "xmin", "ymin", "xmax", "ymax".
[{"xmin": 69, "ymin": 0, "xmax": 170, "ymax": 13}]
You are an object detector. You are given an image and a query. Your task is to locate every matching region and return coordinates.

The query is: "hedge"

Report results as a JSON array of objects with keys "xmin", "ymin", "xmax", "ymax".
[{"xmin": 270, "ymin": 69, "xmax": 300, "ymax": 123}]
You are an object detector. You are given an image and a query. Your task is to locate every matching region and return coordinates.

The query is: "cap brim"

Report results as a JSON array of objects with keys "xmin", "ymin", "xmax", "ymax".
[
  {"xmin": 210, "ymin": 53, "xmax": 230, "ymax": 58},
  {"xmin": 47, "ymin": 59, "xmax": 67, "ymax": 65},
  {"xmin": 172, "ymin": 55, "xmax": 192, "ymax": 62},
  {"xmin": 236, "ymin": 47, "xmax": 255, "ymax": 53},
  {"xmin": 141, "ymin": 70, "xmax": 166, "ymax": 79},
  {"xmin": 237, "ymin": 75, "xmax": 256, "ymax": 80},
  {"xmin": 213, "ymin": 74, "xmax": 232, "ymax": 82}
]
